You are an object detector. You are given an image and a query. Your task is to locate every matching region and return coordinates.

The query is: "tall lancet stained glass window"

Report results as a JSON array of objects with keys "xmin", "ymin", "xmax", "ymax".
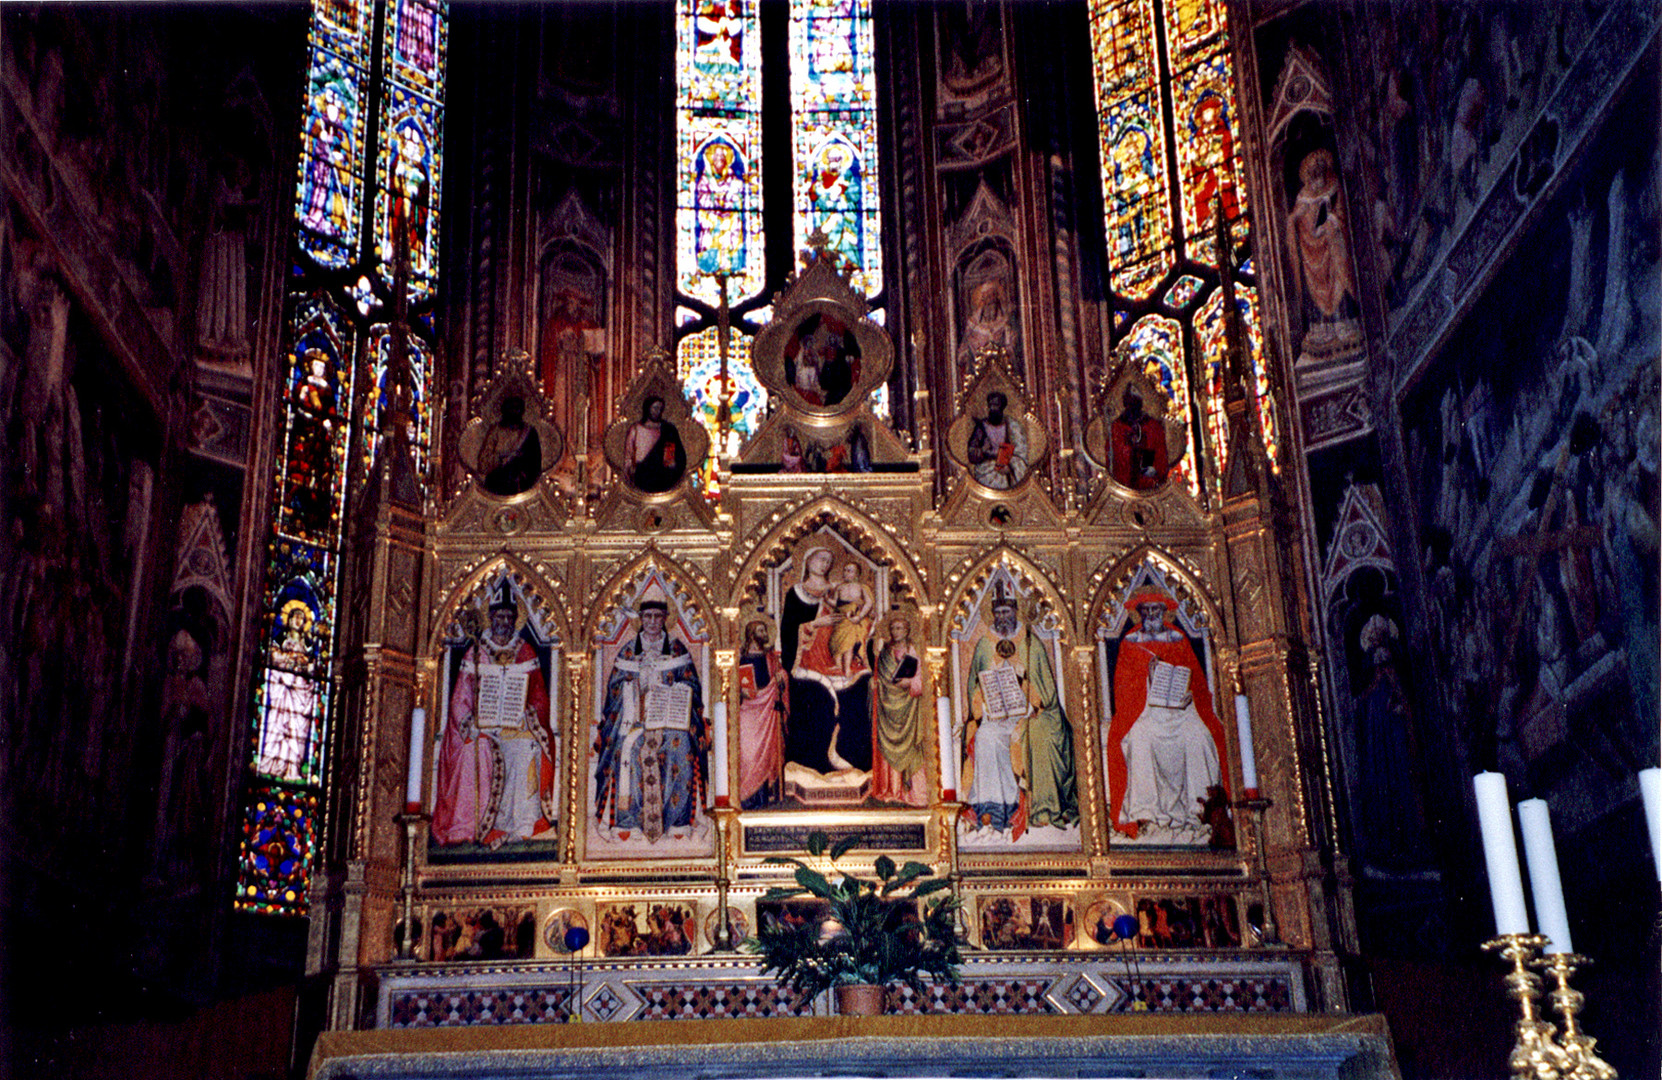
[
  {"xmin": 677, "ymin": 0, "xmax": 765, "ymax": 309},
  {"xmin": 239, "ymin": 0, "xmax": 448, "ymax": 916},
  {"xmin": 1088, "ymin": 0, "xmax": 1276, "ymax": 488},
  {"xmin": 789, "ymin": 0, "xmax": 881, "ymax": 297},
  {"xmin": 673, "ymin": 0, "xmax": 883, "ymax": 482}
]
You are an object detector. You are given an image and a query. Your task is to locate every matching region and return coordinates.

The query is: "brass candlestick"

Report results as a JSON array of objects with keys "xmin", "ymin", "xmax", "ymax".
[
  {"xmin": 1533, "ymin": 952, "xmax": 1618, "ymax": 1080},
  {"xmin": 395, "ymin": 811, "xmax": 429, "ymax": 961},
  {"xmin": 1483, "ymin": 934, "xmax": 1571, "ymax": 1080},
  {"xmin": 941, "ymin": 800, "xmax": 973, "ymax": 945},
  {"xmin": 711, "ymin": 805, "xmax": 738, "ymax": 951},
  {"xmin": 1237, "ymin": 796, "xmax": 1279, "ymax": 946}
]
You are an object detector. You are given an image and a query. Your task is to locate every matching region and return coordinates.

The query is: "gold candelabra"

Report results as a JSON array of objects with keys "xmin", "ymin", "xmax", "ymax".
[
  {"xmin": 394, "ymin": 810, "xmax": 428, "ymax": 961},
  {"xmin": 1482, "ymin": 934, "xmax": 1617, "ymax": 1080},
  {"xmin": 1236, "ymin": 795, "xmax": 1279, "ymax": 946},
  {"xmin": 711, "ymin": 805, "xmax": 738, "ymax": 952}
]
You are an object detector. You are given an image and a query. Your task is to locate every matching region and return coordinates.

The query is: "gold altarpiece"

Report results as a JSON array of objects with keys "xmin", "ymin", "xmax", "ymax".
[{"xmin": 311, "ymin": 256, "xmax": 1348, "ymax": 1031}]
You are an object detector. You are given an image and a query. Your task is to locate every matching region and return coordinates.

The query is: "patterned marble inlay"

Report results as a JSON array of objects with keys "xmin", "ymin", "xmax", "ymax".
[
  {"xmin": 888, "ymin": 979, "xmax": 1058, "ymax": 1015},
  {"xmin": 390, "ymin": 987, "xmax": 573, "ymax": 1027},
  {"xmin": 1118, "ymin": 976, "xmax": 1292, "ymax": 1013},
  {"xmin": 632, "ymin": 982, "xmax": 813, "ymax": 1020}
]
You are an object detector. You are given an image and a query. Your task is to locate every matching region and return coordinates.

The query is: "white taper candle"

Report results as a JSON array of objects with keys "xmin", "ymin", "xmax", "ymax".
[
  {"xmin": 1516, "ymin": 798, "xmax": 1572, "ymax": 954},
  {"xmin": 1234, "ymin": 694, "xmax": 1258, "ymax": 794},
  {"xmin": 1473, "ymin": 772, "xmax": 1530, "ymax": 936},
  {"xmin": 405, "ymin": 707, "xmax": 427, "ymax": 810},
  {"xmin": 1639, "ymin": 767, "xmax": 1662, "ymax": 882},
  {"xmin": 711, "ymin": 700, "xmax": 730, "ymax": 799},
  {"xmin": 936, "ymin": 697, "xmax": 956, "ymax": 796}
]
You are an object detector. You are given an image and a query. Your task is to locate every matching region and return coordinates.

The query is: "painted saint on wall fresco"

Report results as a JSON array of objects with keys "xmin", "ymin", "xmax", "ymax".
[
  {"xmin": 431, "ymin": 578, "xmax": 558, "ymax": 849},
  {"xmin": 1104, "ymin": 590, "xmax": 1228, "ymax": 847}
]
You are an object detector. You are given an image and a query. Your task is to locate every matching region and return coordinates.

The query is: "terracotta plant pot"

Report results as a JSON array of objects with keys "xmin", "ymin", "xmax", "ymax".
[{"xmin": 834, "ymin": 983, "xmax": 886, "ymax": 1016}]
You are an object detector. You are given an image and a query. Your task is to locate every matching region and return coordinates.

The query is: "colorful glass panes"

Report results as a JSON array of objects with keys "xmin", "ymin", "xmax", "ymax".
[
  {"xmin": 375, "ymin": 89, "xmax": 443, "ymax": 296},
  {"xmin": 1124, "ymin": 314, "xmax": 1197, "ymax": 495},
  {"xmin": 296, "ymin": 45, "xmax": 369, "ymax": 268},
  {"xmin": 276, "ymin": 294, "xmax": 355, "ymax": 546},
  {"xmin": 1163, "ymin": 274, "xmax": 1204, "ymax": 309},
  {"xmin": 1196, "ymin": 284, "xmax": 1278, "ymax": 475},
  {"xmin": 678, "ymin": 0, "xmax": 765, "ymax": 307},
  {"xmin": 252, "ymin": 539, "xmax": 335, "ymax": 784},
  {"xmin": 243, "ymin": 0, "xmax": 447, "ymax": 917},
  {"xmin": 1089, "ymin": 0, "xmax": 1173, "ymax": 301},
  {"xmin": 362, "ymin": 325, "xmax": 434, "ymax": 477},
  {"xmin": 1169, "ymin": 48, "xmax": 1248, "ymax": 265},
  {"xmin": 679, "ymin": 325, "xmax": 765, "ymax": 491},
  {"xmin": 235, "ymin": 785, "xmax": 319, "ymax": 915},
  {"xmin": 386, "ymin": 0, "xmax": 446, "ymax": 94},
  {"xmin": 790, "ymin": 0, "xmax": 882, "ymax": 297},
  {"xmin": 376, "ymin": 0, "xmax": 447, "ymax": 300}
]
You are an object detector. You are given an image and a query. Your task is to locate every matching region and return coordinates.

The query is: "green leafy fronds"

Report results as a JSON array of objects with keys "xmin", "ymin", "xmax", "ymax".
[{"xmin": 742, "ymin": 831, "xmax": 962, "ymax": 1001}]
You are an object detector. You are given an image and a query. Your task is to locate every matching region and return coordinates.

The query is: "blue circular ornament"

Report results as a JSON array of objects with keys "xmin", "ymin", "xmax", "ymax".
[{"xmin": 1112, "ymin": 914, "xmax": 1139, "ymax": 941}]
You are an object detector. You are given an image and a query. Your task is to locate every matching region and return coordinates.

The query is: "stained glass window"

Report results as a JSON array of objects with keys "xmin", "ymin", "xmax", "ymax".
[
  {"xmin": 375, "ymin": 0, "xmax": 447, "ymax": 299},
  {"xmin": 674, "ymin": 0, "xmax": 883, "ymax": 482},
  {"xmin": 1124, "ymin": 314, "xmax": 1197, "ymax": 495},
  {"xmin": 677, "ymin": 0, "xmax": 765, "ymax": 308},
  {"xmin": 678, "ymin": 325, "xmax": 766, "ymax": 489},
  {"xmin": 1089, "ymin": 0, "xmax": 1273, "ymax": 486},
  {"xmin": 236, "ymin": 786, "xmax": 320, "ymax": 916},
  {"xmin": 362, "ymin": 325, "xmax": 435, "ymax": 476},
  {"xmin": 1196, "ymin": 285, "xmax": 1277, "ymax": 473},
  {"xmin": 240, "ymin": 0, "xmax": 447, "ymax": 916},
  {"xmin": 790, "ymin": 0, "xmax": 881, "ymax": 296}
]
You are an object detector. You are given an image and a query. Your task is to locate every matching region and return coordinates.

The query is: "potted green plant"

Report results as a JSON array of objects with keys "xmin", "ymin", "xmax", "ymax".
[{"xmin": 743, "ymin": 831, "xmax": 962, "ymax": 1016}]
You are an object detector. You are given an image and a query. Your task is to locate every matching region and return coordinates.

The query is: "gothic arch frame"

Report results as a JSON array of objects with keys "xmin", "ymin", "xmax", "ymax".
[
  {"xmin": 730, "ymin": 496, "xmax": 925, "ymax": 620},
  {"xmin": 1086, "ymin": 545, "xmax": 1224, "ymax": 645},
  {"xmin": 584, "ymin": 545, "xmax": 720, "ymax": 651},
  {"xmin": 428, "ymin": 552, "xmax": 571, "ymax": 657},
  {"xmin": 942, "ymin": 543, "xmax": 1076, "ymax": 647}
]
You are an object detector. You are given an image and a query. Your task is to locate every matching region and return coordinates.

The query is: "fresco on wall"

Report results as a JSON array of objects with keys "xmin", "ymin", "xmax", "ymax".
[
  {"xmin": 1402, "ymin": 97, "xmax": 1659, "ymax": 811},
  {"xmin": 1307, "ymin": 453, "xmax": 1438, "ymax": 882},
  {"xmin": 1351, "ymin": 1, "xmax": 1603, "ymax": 312}
]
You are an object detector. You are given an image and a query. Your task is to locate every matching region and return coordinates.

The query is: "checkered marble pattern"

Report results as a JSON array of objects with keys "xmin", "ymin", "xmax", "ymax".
[
  {"xmin": 888, "ymin": 979, "xmax": 1059, "ymax": 1015},
  {"xmin": 389, "ymin": 987, "xmax": 574, "ymax": 1027},
  {"xmin": 632, "ymin": 982, "xmax": 814, "ymax": 1020},
  {"xmin": 1117, "ymin": 976, "xmax": 1293, "ymax": 1013},
  {"xmin": 375, "ymin": 954, "xmax": 1309, "ymax": 1027}
]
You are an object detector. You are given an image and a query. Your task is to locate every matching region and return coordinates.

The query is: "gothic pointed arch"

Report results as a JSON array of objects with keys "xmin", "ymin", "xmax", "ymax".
[{"xmin": 730, "ymin": 496, "xmax": 924, "ymax": 617}]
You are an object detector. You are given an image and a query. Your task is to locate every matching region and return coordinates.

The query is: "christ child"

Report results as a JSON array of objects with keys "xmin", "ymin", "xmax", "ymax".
[{"xmin": 828, "ymin": 562, "xmax": 874, "ymax": 676}]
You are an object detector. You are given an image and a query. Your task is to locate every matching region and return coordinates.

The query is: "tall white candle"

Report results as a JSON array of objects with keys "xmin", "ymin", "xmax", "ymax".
[
  {"xmin": 1516, "ymin": 799, "xmax": 1572, "ymax": 954},
  {"xmin": 936, "ymin": 697, "xmax": 956, "ymax": 796},
  {"xmin": 1473, "ymin": 772, "xmax": 1530, "ymax": 936},
  {"xmin": 711, "ymin": 701, "xmax": 730, "ymax": 799},
  {"xmin": 405, "ymin": 707, "xmax": 427, "ymax": 810},
  {"xmin": 1234, "ymin": 694, "xmax": 1258, "ymax": 794},
  {"xmin": 1640, "ymin": 767, "xmax": 1662, "ymax": 882}
]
